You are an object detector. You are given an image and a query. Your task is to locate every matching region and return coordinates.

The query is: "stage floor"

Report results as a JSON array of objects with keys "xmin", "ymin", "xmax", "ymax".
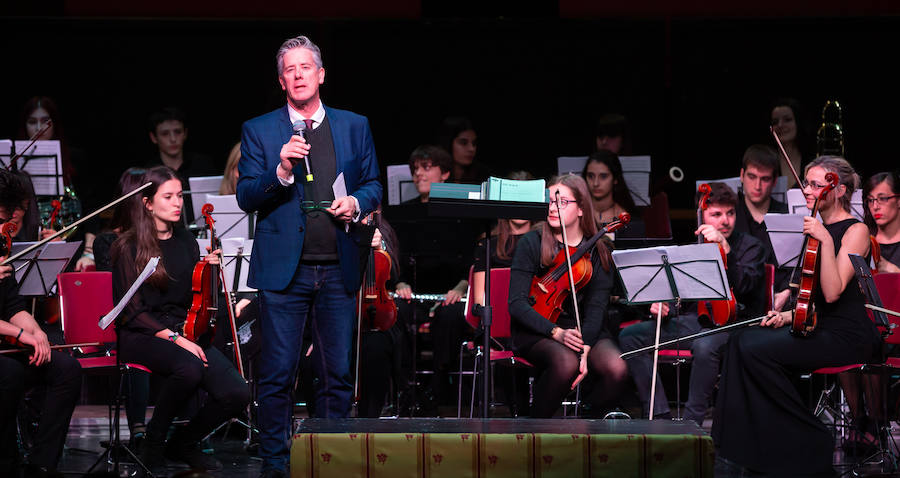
[{"xmin": 50, "ymin": 406, "xmax": 900, "ymax": 477}]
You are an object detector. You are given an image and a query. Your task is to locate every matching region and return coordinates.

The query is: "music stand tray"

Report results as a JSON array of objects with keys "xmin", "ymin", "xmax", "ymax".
[{"xmin": 10, "ymin": 241, "xmax": 82, "ymax": 296}]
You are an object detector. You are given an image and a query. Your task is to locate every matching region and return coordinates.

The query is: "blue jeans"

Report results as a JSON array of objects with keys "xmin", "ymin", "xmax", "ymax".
[{"xmin": 257, "ymin": 262, "xmax": 355, "ymax": 472}]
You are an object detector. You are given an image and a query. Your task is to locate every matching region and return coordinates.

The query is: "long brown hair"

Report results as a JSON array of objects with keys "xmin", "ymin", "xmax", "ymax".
[
  {"xmin": 111, "ymin": 166, "xmax": 180, "ymax": 287},
  {"xmin": 541, "ymin": 174, "xmax": 611, "ymax": 272}
]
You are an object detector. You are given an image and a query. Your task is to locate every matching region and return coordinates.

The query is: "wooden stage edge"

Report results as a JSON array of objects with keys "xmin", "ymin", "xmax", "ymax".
[{"xmin": 291, "ymin": 418, "xmax": 715, "ymax": 477}]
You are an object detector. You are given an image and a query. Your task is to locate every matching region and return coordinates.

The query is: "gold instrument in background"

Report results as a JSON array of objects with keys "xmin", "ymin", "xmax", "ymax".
[
  {"xmin": 817, "ymin": 100, "xmax": 844, "ymax": 157},
  {"xmin": 38, "ymin": 186, "xmax": 82, "ymax": 240}
]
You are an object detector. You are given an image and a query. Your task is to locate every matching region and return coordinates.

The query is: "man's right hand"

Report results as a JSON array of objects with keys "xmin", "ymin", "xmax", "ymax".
[
  {"xmin": 279, "ymin": 135, "xmax": 311, "ymax": 178},
  {"xmin": 18, "ymin": 331, "xmax": 51, "ymax": 366},
  {"xmin": 649, "ymin": 302, "xmax": 669, "ymax": 317}
]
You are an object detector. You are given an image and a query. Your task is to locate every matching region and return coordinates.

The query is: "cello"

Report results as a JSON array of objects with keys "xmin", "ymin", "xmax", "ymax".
[{"xmin": 695, "ymin": 183, "xmax": 738, "ymax": 326}]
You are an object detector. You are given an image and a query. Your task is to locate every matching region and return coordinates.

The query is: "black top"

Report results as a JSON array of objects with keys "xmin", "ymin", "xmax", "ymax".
[
  {"xmin": 112, "ymin": 226, "xmax": 200, "ymax": 336},
  {"xmin": 0, "ymin": 275, "xmax": 26, "ymax": 322},
  {"xmin": 508, "ymin": 230, "xmax": 613, "ymax": 352},
  {"xmin": 93, "ymin": 231, "xmax": 117, "ymax": 272},
  {"xmin": 300, "ymin": 116, "xmax": 339, "ymax": 261},
  {"xmin": 722, "ymin": 230, "xmax": 768, "ymax": 319},
  {"xmin": 734, "ymin": 191, "xmax": 789, "ymax": 291},
  {"xmin": 472, "ymin": 233, "xmax": 525, "ymax": 273},
  {"xmin": 816, "ymin": 219, "xmax": 881, "ymax": 344},
  {"xmin": 880, "ymin": 240, "xmax": 900, "ymax": 268}
]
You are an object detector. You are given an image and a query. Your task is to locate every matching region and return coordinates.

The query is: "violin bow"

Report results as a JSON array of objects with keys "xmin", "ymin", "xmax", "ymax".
[
  {"xmin": 2, "ymin": 182, "xmax": 152, "ymax": 266},
  {"xmin": 555, "ymin": 189, "xmax": 583, "ymax": 336},
  {"xmin": 771, "ymin": 126, "xmax": 804, "ymax": 188},
  {"xmin": 7, "ymin": 120, "xmax": 53, "ymax": 171}
]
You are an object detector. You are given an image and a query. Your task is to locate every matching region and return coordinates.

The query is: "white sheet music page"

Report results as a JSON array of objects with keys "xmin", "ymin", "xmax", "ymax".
[
  {"xmin": 13, "ymin": 140, "xmax": 64, "ymax": 195},
  {"xmin": 99, "ymin": 257, "xmax": 160, "ymax": 330}
]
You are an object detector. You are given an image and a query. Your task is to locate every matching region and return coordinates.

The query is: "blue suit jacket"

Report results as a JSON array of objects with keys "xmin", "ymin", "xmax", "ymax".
[{"xmin": 236, "ymin": 105, "xmax": 382, "ymax": 293}]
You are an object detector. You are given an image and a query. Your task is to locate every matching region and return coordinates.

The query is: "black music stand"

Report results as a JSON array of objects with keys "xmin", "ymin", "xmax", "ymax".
[
  {"xmin": 429, "ymin": 197, "xmax": 547, "ymax": 418},
  {"xmin": 9, "ymin": 241, "xmax": 81, "ymax": 296}
]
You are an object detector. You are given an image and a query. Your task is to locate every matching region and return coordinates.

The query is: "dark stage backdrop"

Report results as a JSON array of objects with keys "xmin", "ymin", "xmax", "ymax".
[{"xmin": 1, "ymin": 15, "xmax": 898, "ymax": 224}]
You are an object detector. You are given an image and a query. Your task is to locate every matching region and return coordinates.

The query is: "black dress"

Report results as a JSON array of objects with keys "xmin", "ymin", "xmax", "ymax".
[{"xmin": 712, "ymin": 218, "xmax": 881, "ymax": 475}]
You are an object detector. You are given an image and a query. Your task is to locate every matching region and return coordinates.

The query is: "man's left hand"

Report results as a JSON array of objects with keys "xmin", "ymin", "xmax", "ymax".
[{"xmin": 329, "ymin": 196, "xmax": 357, "ymax": 223}]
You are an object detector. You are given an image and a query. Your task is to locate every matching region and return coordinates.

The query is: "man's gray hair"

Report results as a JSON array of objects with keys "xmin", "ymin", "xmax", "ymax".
[{"xmin": 276, "ymin": 35, "xmax": 323, "ymax": 74}]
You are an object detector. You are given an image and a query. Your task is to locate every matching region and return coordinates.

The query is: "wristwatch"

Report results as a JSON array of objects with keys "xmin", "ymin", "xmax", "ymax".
[{"xmin": 168, "ymin": 331, "xmax": 181, "ymax": 343}]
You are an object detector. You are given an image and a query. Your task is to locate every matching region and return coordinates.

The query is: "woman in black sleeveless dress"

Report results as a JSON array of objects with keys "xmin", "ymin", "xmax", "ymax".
[{"xmin": 712, "ymin": 157, "xmax": 881, "ymax": 477}]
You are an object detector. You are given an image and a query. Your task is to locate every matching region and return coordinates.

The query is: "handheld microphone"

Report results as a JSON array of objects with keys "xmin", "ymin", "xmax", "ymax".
[{"xmin": 292, "ymin": 120, "xmax": 314, "ymax": 182}]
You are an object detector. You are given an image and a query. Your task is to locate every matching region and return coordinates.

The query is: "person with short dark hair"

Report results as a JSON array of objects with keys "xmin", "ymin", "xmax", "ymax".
[
  {"xmin": 145, "ymin": 106, "xmax": 216, "ymax": 225},
  {"xmin": 404, "ymin": 145, "xmax": 453, "ymax": 203},
  {"xmin": 734, "ymin": 144, "xmax": 791, "ymax": 310},
  {"xmin": 0, "ymin": 169, "xmax": 82, "ymax": 477},
  {"xmin": 619, "ymin": 182, "xmax": 766, "ymax": 424},
  {"xmin": 236, "ymin": 35, "xmax": 382, "ymax": 478}
]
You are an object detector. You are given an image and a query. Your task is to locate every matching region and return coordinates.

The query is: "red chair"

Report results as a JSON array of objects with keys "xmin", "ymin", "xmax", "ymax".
[
  {"xmin": 57, "ymin": 271, "xmax": 152, "ymax": 472},
  {"xmin": 457, "ymin": 267, "xmax": 532, "ymax": 417}
]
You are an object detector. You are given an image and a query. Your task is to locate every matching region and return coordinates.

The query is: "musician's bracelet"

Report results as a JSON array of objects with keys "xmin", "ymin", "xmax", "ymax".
[
  {"xmin": 81, "ymin": 252, "xmax": 95, "ymax": 261},
  {"xmin": 168, "ymin": 332, "xmax": 181, "ymax": 343},
  {"xmin": 15, "ymin": 327, "xmax": 23, "ymax": 343}
]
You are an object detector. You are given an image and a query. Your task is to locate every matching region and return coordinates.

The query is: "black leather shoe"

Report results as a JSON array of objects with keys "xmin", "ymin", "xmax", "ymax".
[{"xmin": 138, "ymin": 439, "xmax": 168, "ymax": 477}]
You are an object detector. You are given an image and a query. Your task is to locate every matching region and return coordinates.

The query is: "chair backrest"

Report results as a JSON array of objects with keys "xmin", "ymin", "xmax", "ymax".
[
  {"xmin": 764, "ymin": 264, "xmax": 775, "ymax": 311},
  {"xmin": 641, "ymin": 191, "xmax": 672, "ymax": 239},
  {"xmin": 58, "ymin": 272, "xmax": 116, "ymax": 345},
  {"xmin": 874, "ymin": 273, "xmax": 900, "ymax": 345},
  {"xmin": 464, "ymin": 267, "xmax": 513, "ymax": 338}
]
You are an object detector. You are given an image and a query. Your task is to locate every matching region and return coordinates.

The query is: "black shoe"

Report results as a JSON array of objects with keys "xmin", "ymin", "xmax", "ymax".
[
  {"xmin": 138, "ymin": 440, "xmax": 167, "ymax": 477},
  {"xmin": 165, "ymin": 441, "xmax": 222, "ymax": 471},
  {"xmin": 259, "ymin": 470, "xmax": 287, "ymax": 478}
]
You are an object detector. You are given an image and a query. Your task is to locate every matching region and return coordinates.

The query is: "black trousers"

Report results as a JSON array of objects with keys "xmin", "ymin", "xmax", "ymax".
[
  {"xmin": 118, "ymin": 331, "xmax": 250, "ymax": 446},
  {"xmin": 0, "ymin": 350, "xmax": 82, "ymax": 470}
]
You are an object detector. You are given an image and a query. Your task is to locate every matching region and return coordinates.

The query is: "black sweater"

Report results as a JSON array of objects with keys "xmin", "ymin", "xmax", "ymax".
[
  {"xmin": 112, "ymin": 227, "xmax": 200, "ymax": 336},
  {"xmin": 508, "ymin": 230, "xmax": 613, "ymax": 352}
]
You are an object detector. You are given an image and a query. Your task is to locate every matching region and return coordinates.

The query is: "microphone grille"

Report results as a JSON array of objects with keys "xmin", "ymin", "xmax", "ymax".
[{"xmin": 292, "ymin": 120, "xmax": 306, "ymax": 135}]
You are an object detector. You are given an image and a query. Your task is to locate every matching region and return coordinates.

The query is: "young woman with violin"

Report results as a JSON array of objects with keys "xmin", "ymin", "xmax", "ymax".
[
  {"xmin": 0, "ymin": 169, "xmax": 82, "ymax": 477},
  {"xmin": 864, "ymin": 171, "xmax": 900, "ymax": 273},
  {"xmin": 111, "ymin": 166, "xmax": 249, "ymax": 475},
  {"xmin": 712, "ymin": 157, "xmax": 881, "ymax": 477},
  {"xmin": 508, "ymin": 174, "xmax": 627, "ymax": 418}
]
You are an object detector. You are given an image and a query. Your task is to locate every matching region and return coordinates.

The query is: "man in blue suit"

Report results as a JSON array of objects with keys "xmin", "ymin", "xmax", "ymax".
[{"xmin": 236, "ymin": 35, "xmax": 382, "ymax": 478}]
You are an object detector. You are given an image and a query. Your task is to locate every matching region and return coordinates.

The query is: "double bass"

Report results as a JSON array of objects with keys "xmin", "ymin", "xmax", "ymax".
[{"xmin": 695, "ymin": 183, "xmax": 737, "ymax": 326}]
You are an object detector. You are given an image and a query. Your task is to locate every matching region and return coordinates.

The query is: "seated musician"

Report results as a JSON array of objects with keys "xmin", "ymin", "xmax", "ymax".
[
  {"xmin": 581, "ymin": 150, "xmax": 636, "ymax": 227},
  {"xmin": 385, "ymin": 145, "xmax": 479, "ymax": 408},
  {"xmin": 865, "ymin": 170, "xmax": 900, "ymax": 272},
  {"xmin": 833, "ymin": 169, "xmax": 900, "ymax": 452},
  {"xmin": 619, "ymin": 182, "xmax": 767, "ymax": 423},
  {"xmin": 111, "ymin": 166, "xmax": 249, "ymax": 475},
  {"xmin": 508, "ymin": 174, "xmax": 627, "ymax": 418},
  {"xmin": 734, "ymin": 144, "xmax": 792, "ymax": 310},
  {"xmin": 0, "ymin": 169, "xmax": 82, "ymax": 477},
  {"xmin": 712, "ymin": 157, "xmax": 881, "ymax": 476}
]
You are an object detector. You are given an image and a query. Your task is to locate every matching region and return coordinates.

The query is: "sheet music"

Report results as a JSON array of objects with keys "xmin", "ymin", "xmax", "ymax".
[
  {"xmin": 0, "ymin": 140, "xmax": 11, "ymax": 166},
  {"xmin": 850, "ymin": 190, "xmax": 864, "ymax": 221},
  {"xmin": 764, "ymin": 213, "xmax": 805, "ymax": 267},
  {"xmin": 99, "ymin": 257, "xmax": 160, "ymax": 330},
  {"xmin": 207, "ymin": 194, "xmax": 254, "ymax": 239},
  {"xmin": 612, "ymin": 243, "xmax": 730, "ymax": 304},
  {"xmin": 557, "ymin": 155, "xmax": 651, "ymax": 206},
  {"xmin": 187, "ymin": 175, "xmax": 224, "ymax": 223},
  {"xmin": 387, "ymin": 164, "xmax": 418, "ymax": 206},
  {"xmin": 195, "ymin": 237, "xmax": 256, "ymax": 293},
  {"xmin": 619, "ymin": 155, "xmax": 651, "ymax": 207},
  {"xmin": 12, "ymin": 140, "xmax": 64, "ymax": 195}
]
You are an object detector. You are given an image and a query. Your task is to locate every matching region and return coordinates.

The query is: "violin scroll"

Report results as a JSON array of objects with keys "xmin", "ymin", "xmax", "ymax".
[
  {"xmin": 1, "ymin": 222, "xmax": 17, "ymax": 257},
  {"xmin": 698, "ymin": 183, "xmax": 712, "ymax": 211}
]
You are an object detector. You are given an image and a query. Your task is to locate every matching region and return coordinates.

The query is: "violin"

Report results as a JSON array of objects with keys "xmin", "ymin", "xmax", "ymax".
[
  {"xmin": 790, "ymin": 172, "xmax": 838, "ymax": 337},
  {"xmin": 184, "ymin": 204, "xmax": 219, "ymax": 343},
  {"xmin": 529, "ymin": 213, "xmax": 630, "ymax": 324},
  {"xmin": 356, "ymin": 215, "xmax": 397, "ymax": 332},
  {"xmin": 870, "ymin": 236, "xmax": 882, "ymax": 274},
  {"xmin": 695, "ymin": 183, "xmax": 737, "ymax": 326},
  {"xmin": 0, "ymin": 222, "xmax": 15, "ymax": 258}
]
